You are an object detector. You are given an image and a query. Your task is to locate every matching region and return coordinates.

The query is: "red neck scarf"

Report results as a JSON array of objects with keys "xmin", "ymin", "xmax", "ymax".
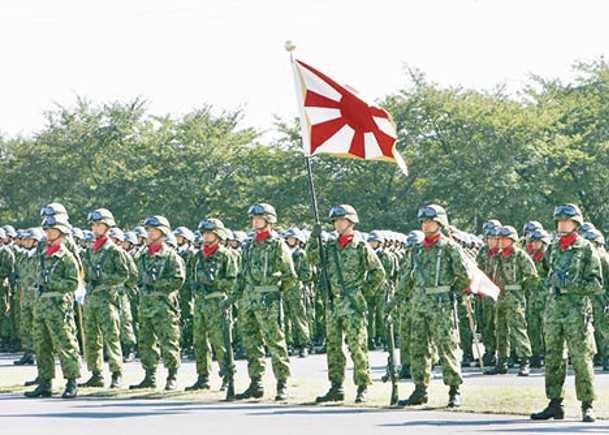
[
  {"xmin": 256, "ymin": 230, "xmax": 270, "ymax": 243},
  {"xmin": 526, "ymin": 242, "xmax": 534, "ymax": 254},
  {"xmin": 46, "ymin": 244, "xmax": 61, "ymax": 257},
  {"xmin": 501, "ymin": 246, "xmax": 514, "ymax": 258},
  {"xmin": 94, "ymin": 236, "xmax": 108, "ymax": 253},
  {"xmin": 534, "ymin": 249, "xmax": 546, "ymax": 262},
  {"xmin": 424, "ymin": 233, "xmax": 441, "ymax": 250},
  {"xmin": 560, "ymin": 232, "xmax": 578, "ymax": 251},
  {"xmin": 338, "ymin": 233, "xmax": 354, "ymax": 250},
  {"xmin": 489, "ymin": 248, "xmax": 499, "ymax": 258},
  {"xmin": 148, "ymin": 243, "xmax": 163, "ymax": 256},
  {"xmin": 203, "ymin": 242, "xmax": 219, "ymax": 258}
]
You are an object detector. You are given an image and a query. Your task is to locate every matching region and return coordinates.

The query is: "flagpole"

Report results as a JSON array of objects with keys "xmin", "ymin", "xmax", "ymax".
[{"xmin": 285, "ymin": 41, "xmax": 333, "ymax": 315}]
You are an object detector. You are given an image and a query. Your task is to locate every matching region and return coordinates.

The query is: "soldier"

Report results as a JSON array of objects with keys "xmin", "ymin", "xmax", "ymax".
[
  {"xmin": 186, "ymin": 218, "xmax": 238, "ymax": 391},
  {"xmin": 531, "ymin": 204, "xmax": 602, "ymax": 423},
  {"xmin": 476, "ymin": 220, "xmax": 501, "ymax": 366},
  {"xmin": 25, "ymin": 215, "xmax": 81, "ymax": 399},
  {"xmin": 282, "ymin": 227, "xmax": 313, "ymax": 357},
  {"xmin": 484, "ymin": 225, "xmax": 537, "ymax": 376},
  {"xmin": 395, "ymin": 230, "xmax": 424, "ymax": 380},
  {"xmin": 174, "ymin": 226, "xmax": 197, "ymax": 357},
  {"xmin": 367, "ymin": 230, "xmax": 396, "ymax": 351},
  {"xmin": 391, "ymin": 204, "xmax": 473, "ymax": 408},
  {"xmin": 122, "ymin": 231, "xmax": 141, "ymax": 345},
  {"xmin": 13, "ymin": 228, "xmax": 44, "ymax": 366},
  {"xmin": 0, "ymin": 228, "xmax": 15, "ymax": 351},
  {"xmin": 527, "ymin": 229, "xmax": 552, "ymax": 368},
  {"xmin": 109, "ymin": 227, "xmax": 138, "ymax": 363},
  {"xmin": 226, "ymin": 203, "xmax": 296, "ymax": 401},
  {"xmin": 309, "ymin": 205, "xmax": 385, "ymax": 404},
  {"xmin": 130, "ymin": 216, "xmax": 185, "ymax": 391},
  {"xmin": 79, "ymin": 209, "xmax": 129, "ymax": 389},
  {"xmin": 582, "ymin": 229, "xmax": 609, "ymax": 370}
]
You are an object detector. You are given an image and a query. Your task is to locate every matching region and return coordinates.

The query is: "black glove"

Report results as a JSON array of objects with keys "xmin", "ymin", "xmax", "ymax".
[{"xmin": 311, "ymin": 223, "xmax": 322, "ymax": 239}]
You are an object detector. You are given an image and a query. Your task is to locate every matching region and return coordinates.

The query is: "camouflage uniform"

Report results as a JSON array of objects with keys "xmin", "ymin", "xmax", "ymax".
[
  {"xmin": 232, "ymin": 230, "xmax": 296, "ymax": 390},
  {"xmin": 308, "ymin": 225, "xmax": 385, "ymax": 397},
  {"xmin": 487, "ymin": 241, "xmax": 537, "ymax": 373},
  {"xmin": 476, "ymin": 244, "xmax": 497, "ymax": 362},
  {"xmin": 119, "ymin": 247, "xmax": 138, "ymax": 356},
  {"xmin": 191, "ymin": 243, "xmax": 238, "ymax": 383},
  {"xmin": 0, "ymin": 243, "xmax": 15, "ymax": 347},
  {"xmin": 82, "ymin": 238, "xmax": 129, "ymax": 379},
  {"xmin": 177, "ymin": 243, "xmax": 197, "ymax": 354},
  {"xmin": 543, "ymin": 236, "xmax": 601, "ymax": 404},
  {"xmin": 137, "ymin": 242, "xmax": 185, "ymax": 376},
  {"xmin": 284, "ymin": 245, "xmax": 313, "ymax": 352},
  {"xmin": 33, "ymin": 244, "xmax": 82, "ymax": 386},
  {"xmin": 528, "ymin": 244, "xmax": 551, "ymax": 365},
  {"xmin": 16, "ymin": 247, "xmax": 39, "ymax": 356}
]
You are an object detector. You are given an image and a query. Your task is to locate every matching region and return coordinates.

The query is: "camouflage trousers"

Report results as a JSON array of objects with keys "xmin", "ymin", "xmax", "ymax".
[
  {"xmin": 399, "ymin": 298, "xmax": 413, "ymax": 368},
  {"xmin": 84, "ymin": 290, "xmax": 123, "ymax": 374},
  {"xmin": 591, "ymin": 294, "xmax": 609, "ymax": 358},
  {"xmin": 19, "ymin": 293, "xmax": 36, "ymax": 353},
  {"xmin": 179, "ymin": 286, "xmax": 193, "ymax": 352},
  {"xmin": 527, "ymin": 291, "xmax": 546, "ymax": 358},
  {"xmin": 326, "ymin": 308, "xmax": 370, "ymax": 387},
  {"xmin": 495, "ymin": 291, "xmax": 532, "ymax": 359},
  {"xmin": 193, "ymin": 294, "xmax": 227, "ymax": 378},
  {"xmin": 478, "ymin": 296, "xmax": 496, "ymax": 356},
  {"xmin": 410, "ymin": 293, "xmax": 462, "ymax": 388},
  {"xmin": 0, "ymin": 284, "xmax": 10, "ymax": 344},
  {"xmin": 238, "ymin": 290, "xmax": 290, "ymax": 382},
  {"xmin": 458, "ymin": 299, "xmax": 473, "ymax": 359},
  {"xmin": 283, "ymin": 286, "xmax": 310, "ymax": 348},
  {"xmin": 544, "ymin": 320, "xmax": 596, "ymax": 401},
  {"xmin": 138, "ymin": 303, "xmax": 181, "ymax": 372},
  {"xmin": 33, "ymin": 295, "xmax": 81, "ymax": 380},
  {"xmin": 119, "ymin": 292, "xmax": 136, "ymax": 349}
]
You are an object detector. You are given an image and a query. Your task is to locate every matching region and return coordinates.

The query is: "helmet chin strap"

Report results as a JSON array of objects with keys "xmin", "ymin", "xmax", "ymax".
[{"xmin": 148, "ymin": 234, "xmax": 165, "ymax": 246}]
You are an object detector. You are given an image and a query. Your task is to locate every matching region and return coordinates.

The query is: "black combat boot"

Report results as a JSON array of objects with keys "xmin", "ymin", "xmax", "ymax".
[
  {"xmin": 62, "ymin": 379, "xmax": 78, "ymax": 399},
  {"xmin": 110, "ymin": 372, "xmax": 122, "ymax": 389},
  {"xmin": 398, "ymin": 385, "xmax": 428, "ymax": 406},
  {"xmin": 14, "ymin": 352, "xmax": 35, "ymax": 366},
  {"xmin": 530, "ymin": 355, "xmax": 543, "ymax": 368},
  {"xmin": 530, "ymin": 398, "xmax": 564, "ymax": 420},
  {"xmin": 275, "ymin": 380, "xmax": 288, "ymax": 401},
  {"xmin": 518, "ymin": 359, "xmax": 530, "ymax": 377},
  {"xmin": 582, "ymin": 401, "xmax": 596, "ymax": 423},
  {"xmin": 603, "ymin": 356, "xmax": 609, "ymax": 372},
  {"xmin": 123, "ymin": 346, "xmax": 136, "ymax": 363},
  {"xmin": 24, "ymin": 376, "xmax": 40, "ymax": 387},
  {"xmin": 315, "ymin": 382, "xmax": 345, "ymax": 403},
  {"xmin": 481, "ymin": 351, "xmax": 496, "ymax": 367},
  {"xmin": 461, "ymin": 355, "xmax": 473, "ymax": 368},
  {"xmin": 398, "ymin": 365, "xmax": 411, "ymax": 380},
  {"xmin": 235, "ymin": 378, "xmax": 264, "ymax": 400},
  {"xmin": 185, "ymin": 376, "xmax": 210, "ymax": 391},
  {"xmin": 355, "ymin": 385, "xmax": 368, "ymax": 404},
  {"xmin": 129, "ymin": 370, "xmax": 157, "ymax": 390},
  {"xmin": 165, "ymin": 369, "xmax": 178, "ymax": 391},
  {"xmin": 447, "ymin": 386, "xmax": 461, "ymax": 408},
  {"xmin": 484, "ymin": 358, "xmax": 508, "ymax": 375},
  {"xmin": 78, "ymin": 372, "xmax": 104, "ymax": 388},
  {"xmin": 24, "ymin": 379, "xmax": 52, "ymax": 398}
]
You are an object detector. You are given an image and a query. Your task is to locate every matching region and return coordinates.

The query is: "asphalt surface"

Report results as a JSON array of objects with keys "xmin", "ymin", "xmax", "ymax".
[{"xmin": 1, "ymin": 351, "xmax": 608, "ymax": 434}]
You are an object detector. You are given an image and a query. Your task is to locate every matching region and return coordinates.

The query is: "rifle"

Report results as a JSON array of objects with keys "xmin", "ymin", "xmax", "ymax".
[
  {"xmin": 384, "ymin": 309, "xmax": 399, "ymax": 405},
  {"xmin": 222, "ymin": 307, "xmax": 235, "ymax": 401}
]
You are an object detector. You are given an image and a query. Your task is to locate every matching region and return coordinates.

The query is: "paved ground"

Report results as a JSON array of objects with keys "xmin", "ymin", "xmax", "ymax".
[{"xmin": 2, "ymin": 350, "xmax": 608, "ymax": 434}]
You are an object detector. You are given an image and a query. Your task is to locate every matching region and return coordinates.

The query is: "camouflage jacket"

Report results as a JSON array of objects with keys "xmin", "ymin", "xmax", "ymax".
[
  {"xmin": 0, "ymin": 244, "xmax": 15, "ymax": 283},
  {"xmin": 292, "ymin": 246, "xmax": 313, "ymax": 286},
  {"xmin": 545, "ymin": 235, "xmax": 602, "ymax": 324},
  {"xmin": 476, "ymin": 244, "xmax": 492, "ymax": 274},
  {"xmin": 376, "ymin": 248, "xmax": 398, "ymax": 285},
  {"xmin": 490, "ymin": 246, "xmax": 539, "ymax": 294},
  {"xmin": 192, "ymin": 244, "xmax": 238, "ymax": 299},
  {"xmin": 233, "ymin": 231, "xmax": 296, "ymax": 298},
  {"xmin": 398, "ymin": 234, "xmax": 473, "ymax": 297},
  {"xmin": 137, "ymin": 243, "xmax": 185, "ymax": 296},
  {"xmin": 177, "ymin": 244, "xmax": 197, "ymax": 292},
  {"xmin": 82, "ymin": 239, "xmax": 129, "ymax": 293},
  {"xmin": 15, "ymin": 248, "xmax": 38, "ymax": 299},
  {"xmin": 36, "ymin": 244, "xmax": 80, "ymax": 296},
  {"xmin": 307, "ymin": 233, "xmax": 385, "ymax": 316}
]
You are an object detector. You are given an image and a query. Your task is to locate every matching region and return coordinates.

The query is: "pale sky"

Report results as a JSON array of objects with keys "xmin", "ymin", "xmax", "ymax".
[{"xmin": 1, "ymin": 0, "xmax": 608, "ymax": 139}]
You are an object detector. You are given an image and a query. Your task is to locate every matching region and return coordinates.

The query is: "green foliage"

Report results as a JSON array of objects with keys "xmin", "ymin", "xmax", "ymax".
[{"xmin": 2, "ymin": 59, "xmax": 609, "ymax": 236}]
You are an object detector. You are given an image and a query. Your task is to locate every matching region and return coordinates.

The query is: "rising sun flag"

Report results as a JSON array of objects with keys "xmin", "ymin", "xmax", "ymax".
[{"xmin": 291, "ymin": 57, "xmax": 408, "ymax": 175}]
